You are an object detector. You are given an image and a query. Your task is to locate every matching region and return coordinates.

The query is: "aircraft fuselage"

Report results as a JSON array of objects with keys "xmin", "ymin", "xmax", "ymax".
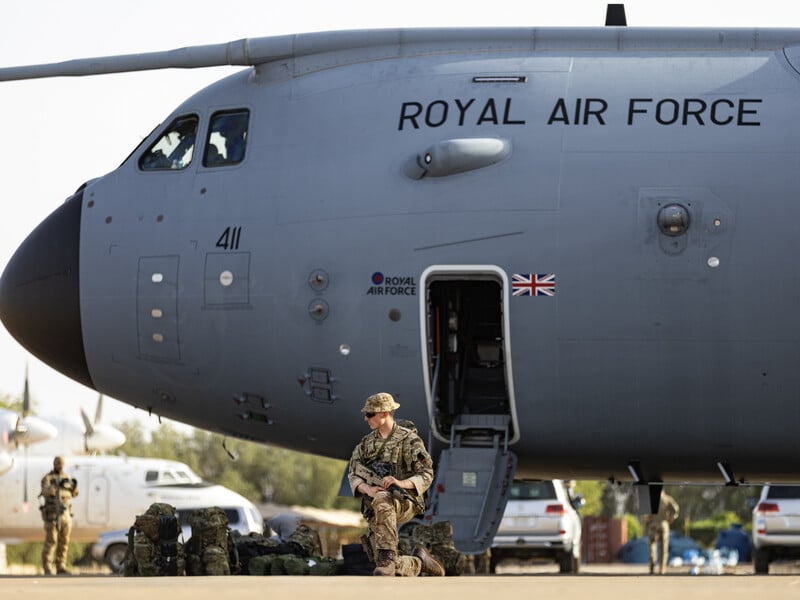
[{"xmin": 3, "ymin": 28, "xmax": 800, "ymax": 484}]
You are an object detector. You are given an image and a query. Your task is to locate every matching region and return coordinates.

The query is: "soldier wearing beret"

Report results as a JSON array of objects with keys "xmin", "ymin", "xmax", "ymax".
[{"xmin": 348, "ymin": 392, "xmax": 444, "ymax": 577}]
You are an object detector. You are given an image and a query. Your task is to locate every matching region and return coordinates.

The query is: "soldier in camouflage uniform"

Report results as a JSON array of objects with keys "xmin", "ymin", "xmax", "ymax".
[
  {"xmin": 348, "ymin": 392, "xmax": 445, "ymax": 577},
  {"xmin": 39, "ymin": 456, "xmax": 78, "ymax": 575},
  {"xmin": 644, "ymin": 490, "xmax": 680, "ymax": 575}
]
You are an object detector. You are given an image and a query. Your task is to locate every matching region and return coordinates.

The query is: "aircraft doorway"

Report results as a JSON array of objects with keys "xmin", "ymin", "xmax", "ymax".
[
  {"xmin": 420, "ymin": 266, "xmax": 518, "ymax": 445},
  {"xmin": 86, "ymin": 475, "xmax": 110, "ymax": 526}
]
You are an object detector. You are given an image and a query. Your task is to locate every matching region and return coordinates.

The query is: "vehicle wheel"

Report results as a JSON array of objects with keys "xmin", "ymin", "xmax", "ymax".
[
  {"xmin": 105, "ymin": 543, "xmax": 128, "ymax": 573},
  {"xmin": 754, "ymin": 548, "xmax": 770, "ymax": 574},
  {"xmin": 558, "ymin": 551, "xmax": 579, "ymax": 573}
]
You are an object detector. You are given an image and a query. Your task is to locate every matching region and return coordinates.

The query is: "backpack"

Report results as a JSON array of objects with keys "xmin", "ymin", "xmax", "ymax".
[
  {"xmin": 286, "ymin": 524, "xmax": 323, "ymax": 557},
  {"xmin": 185, "ymin": 506, "xmax": 240, "ymax": 575},
  {"xmin": 230, "ymin": 530, "xmax": 279, "ymax": 575},
  {"xmin": 121, "ymin": 502, "xmax": 185, "ymax": 576},
  {"xmin": 398, "ymin": 519, "xmax": 468, "ymax": 576}
]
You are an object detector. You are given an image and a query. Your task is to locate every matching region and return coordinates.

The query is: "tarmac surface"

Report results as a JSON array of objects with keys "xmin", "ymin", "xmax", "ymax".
[{"xmin": 3, "ymin": 562, "xmax": 800, "ymax": 600}]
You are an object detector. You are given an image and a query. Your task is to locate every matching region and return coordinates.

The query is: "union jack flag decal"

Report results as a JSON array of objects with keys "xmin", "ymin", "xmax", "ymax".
[{"xmin": 512, "ymin": 273, "xmax": 556, "ymax": 297}]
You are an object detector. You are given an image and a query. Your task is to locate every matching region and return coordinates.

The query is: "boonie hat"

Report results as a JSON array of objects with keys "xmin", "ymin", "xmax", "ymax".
[{"xmin": 361, "ymin": 392, "xmax": 400, "ymax": 413}]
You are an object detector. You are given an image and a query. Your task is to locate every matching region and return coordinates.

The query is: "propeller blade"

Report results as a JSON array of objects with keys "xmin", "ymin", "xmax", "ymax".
[
  {"xmin": 80, "ymin": 406, "xmax": 95, "ymax": 436},
  {"xmin": 22, "ymin": 363, "xmax": 30, "ymax": 417},
  {"xmin": 22, "ymin": 443, "xmax": 29, "ymax": 513},
  {"xmin": 94, "ymin": 394, "xmax": 104, "ymax": 424}
]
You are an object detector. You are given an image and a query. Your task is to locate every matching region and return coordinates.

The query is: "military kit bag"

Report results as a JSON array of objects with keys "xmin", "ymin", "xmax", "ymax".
[
  {"xmin": 122, "ymin": 502, "xmax": 185, "ymax": 576},
  {"xmin": 398, "ymin": 519, "xmax": 467, "ymax": 576},
  {"xmin": 185, "ymin": 506, "xmax": 240, "ymax": 575}
]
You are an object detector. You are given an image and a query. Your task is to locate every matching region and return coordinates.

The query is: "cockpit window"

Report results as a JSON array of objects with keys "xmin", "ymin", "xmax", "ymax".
[
  {"xmin": 204, "ymin": 110, "xmax": 249, "ymax": 167},
  {"xmin": 140, "ymin": 115, "xmax": 199, "ymax": 170}
]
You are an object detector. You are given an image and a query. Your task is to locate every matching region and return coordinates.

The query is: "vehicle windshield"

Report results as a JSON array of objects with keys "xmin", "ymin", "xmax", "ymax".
[
  {"xmin": 766, "ymin": 485, "xmax": 800, "ymax": 499},
  {"xmin": 139, "ymin": 115, "xmax": 198, "ymax": 170},
  {"xmin": 204, "ymin": 109, "xmax": 249, "ymax": 167},
  {"xmin": 144, "ymin": 467, "xmax": 202, "ymax": 485},
  {"xmin": 509, "ymin": 480, "xmax": 556, "ymax": 500}
]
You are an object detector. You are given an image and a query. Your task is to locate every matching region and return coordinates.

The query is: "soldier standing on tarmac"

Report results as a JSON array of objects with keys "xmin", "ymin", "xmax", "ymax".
[
  {"xmin": 348, "ymin": 392, "xmax": 445, "ymax": 577},
  {"xmin": 40, "ymin": 456, "xmax": 78, "ymax": 575},
  {"xmin": 644, "ymin": 490, "xmax": 680, "ymax": 575}
]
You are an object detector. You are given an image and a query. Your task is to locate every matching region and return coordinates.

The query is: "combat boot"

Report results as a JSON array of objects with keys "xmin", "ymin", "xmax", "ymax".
[
  {"xmin": 412, "ymin": 545, "xmax": 445, "ymax": 576},
  {"xmin": 373, "ymin": 549, "xmax": 396, "ymax": 576}
]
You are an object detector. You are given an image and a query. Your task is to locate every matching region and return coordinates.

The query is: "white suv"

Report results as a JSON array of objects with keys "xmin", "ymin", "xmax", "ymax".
[
  {"xmin": 752, "ymin": 484, "xmax": 800, "ymax": 574},
  {"xmin": 490, "ymin": 479, "xmax": 583, "ymax": 573}
]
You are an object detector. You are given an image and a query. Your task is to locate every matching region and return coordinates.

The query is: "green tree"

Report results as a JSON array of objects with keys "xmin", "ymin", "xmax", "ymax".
[
  {"xmin": 113, "ymin": 421, "xmax": 352, "ymax": 508},
  {"xmin": 668, "ymin": 484, "xmax": 758, "ymax": 524},
  {"xmin": 0, "ymin": 392, "xmax": 21, "ymax": 412},
  {"xmin": 573, "ymin": 480, "xmax": 605, "ymax": 515}
]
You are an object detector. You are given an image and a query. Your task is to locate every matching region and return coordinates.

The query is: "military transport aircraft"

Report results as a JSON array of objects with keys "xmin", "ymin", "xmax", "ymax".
[{"xmin": 2, "ymin": 5, "xmax": 800, "ymax": 550}]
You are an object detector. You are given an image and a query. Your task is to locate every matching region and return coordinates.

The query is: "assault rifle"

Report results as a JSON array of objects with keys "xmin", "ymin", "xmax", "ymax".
[
  {"xmin": 353, "ymin": 461, "xmax": 424, "ymax": 514},
  {"xmin": 38, "ymin": 477, "xmax": 74, "ymax": 523}
]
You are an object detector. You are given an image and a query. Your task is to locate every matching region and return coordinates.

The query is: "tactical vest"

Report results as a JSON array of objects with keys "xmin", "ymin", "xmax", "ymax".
[{"xmin": 39, "ymin": 471, "xmax": 76, "ymax": 522}]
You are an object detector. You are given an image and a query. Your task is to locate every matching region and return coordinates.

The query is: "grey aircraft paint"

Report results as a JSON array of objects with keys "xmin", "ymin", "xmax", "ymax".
[{"xmin": 1, "ymin": 24, "xmax": 800, "ymax": 547}]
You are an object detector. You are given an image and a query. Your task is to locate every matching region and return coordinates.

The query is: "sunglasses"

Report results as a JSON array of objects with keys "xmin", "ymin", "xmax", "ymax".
[{"xmin": 364, "ymin": 412, "xmax": 376, "ymax": 418}]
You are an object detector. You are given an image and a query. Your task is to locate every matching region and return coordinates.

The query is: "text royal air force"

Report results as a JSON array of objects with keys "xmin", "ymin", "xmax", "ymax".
[{"xmin": 397, "ymin": 96, "xmax": 763, "ymax": 130}]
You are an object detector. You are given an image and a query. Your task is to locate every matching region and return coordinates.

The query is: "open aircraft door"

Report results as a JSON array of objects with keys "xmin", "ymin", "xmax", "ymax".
[{"xmin": 420, "ymin": 266, "xmax": 518, "ymax": 553}]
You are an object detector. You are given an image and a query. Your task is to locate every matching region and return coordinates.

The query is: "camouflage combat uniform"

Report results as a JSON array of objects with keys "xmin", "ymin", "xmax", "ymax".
[
  {"xmin": 644, "ymin": 491, "xmax": 679, "ymax": 575},
  {"xmin": 348, "ymin": 395, "xmax": 435, "ymax": 577},
  {"xmin": 40, "ymin": 458, "xmax": 78, "ymax": 575}
]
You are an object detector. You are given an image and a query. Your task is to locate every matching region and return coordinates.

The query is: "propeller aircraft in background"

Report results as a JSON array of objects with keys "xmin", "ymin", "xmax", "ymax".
[
  {"xmin": 0, "ymin": 370, "xmax": 126, "ymax": 516},
  {"xmin": 0, "ymin": 370, "xmax": 57, "ymax": 476},
  {"xmin": 2, "ymin": 5, "xmax": 800, "ymax": 550},
  {"xmin": 0, "ymin": 454, "xmax": 262, "ymax": 544},
  {"xmin": 31, "ymin": 395, "xmax": 127, "ymax": 458}
]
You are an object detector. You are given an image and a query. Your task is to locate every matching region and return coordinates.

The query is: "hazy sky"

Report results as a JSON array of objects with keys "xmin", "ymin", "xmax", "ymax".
[{"xmin": 1, "ymin": 0, "xmax": 800, "ymax": 429}]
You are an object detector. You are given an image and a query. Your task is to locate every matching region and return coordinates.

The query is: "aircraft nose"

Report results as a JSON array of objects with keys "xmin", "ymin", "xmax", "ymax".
[{"xmin": 0, "ymin": 192, "xmax": 95, "ymax": 389}]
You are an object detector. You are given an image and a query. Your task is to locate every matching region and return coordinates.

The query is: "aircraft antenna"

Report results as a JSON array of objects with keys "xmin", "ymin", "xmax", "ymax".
[{"xmin": 605, "ymin": 3, "xmax": 627, "ymax": 26}]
